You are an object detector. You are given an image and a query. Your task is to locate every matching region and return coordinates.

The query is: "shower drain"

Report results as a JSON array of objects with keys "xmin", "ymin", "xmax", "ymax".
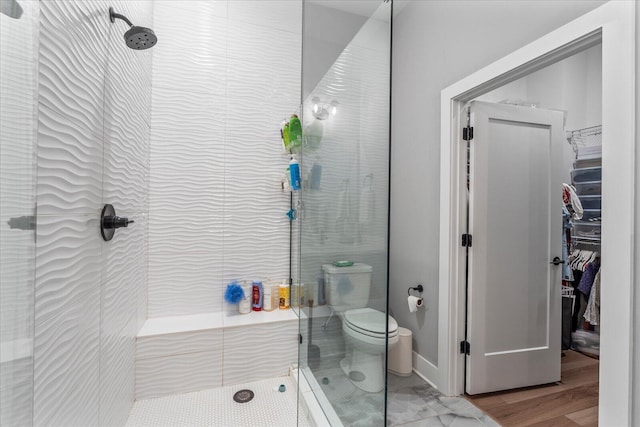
[{"xmin": 233, "ymin": 389, "xmax": 254, "ymax": 403}]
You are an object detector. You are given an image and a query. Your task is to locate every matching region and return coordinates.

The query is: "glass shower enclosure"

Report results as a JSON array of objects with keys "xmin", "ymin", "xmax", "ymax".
[{"xmin": 297, "ymin": 1, "xmax": 392, "ymax": 425}]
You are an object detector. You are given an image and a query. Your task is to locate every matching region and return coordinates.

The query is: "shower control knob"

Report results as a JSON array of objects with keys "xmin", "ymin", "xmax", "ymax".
[
  {"xmin": 104, "ymin": 215, "xmax": 134, "ymax": 229},
  {"xmin": 100, "ymin": 204, "xmax": 134, "ymax": 241}
]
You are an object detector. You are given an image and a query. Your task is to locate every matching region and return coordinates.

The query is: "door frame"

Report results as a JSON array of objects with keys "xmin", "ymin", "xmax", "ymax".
[{"xmin": 438, "ymin": 2, "xmax": 636, "ymax": 425}]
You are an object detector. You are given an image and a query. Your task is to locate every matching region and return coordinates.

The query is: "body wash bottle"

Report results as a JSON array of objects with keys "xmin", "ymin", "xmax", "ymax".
[
  {"xmin": 252, "ymin": 281, "xmax": 263, "ymax": 311},
  {"xmin": 289, "ymin": 156, "xmax": 301, "ymax": 191},
  {"xmin": 263, "ymin": 281, "xmax": 274, "ymax": 312}
]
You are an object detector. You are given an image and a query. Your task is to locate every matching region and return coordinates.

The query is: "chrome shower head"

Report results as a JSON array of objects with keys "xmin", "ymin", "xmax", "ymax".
[
  {"xmin": 123, "ymin": 25, "xmax": 157, "ymax": 50},
  {"xmin": 109, "ymin": 7, "xmax": 157, "ymax": 50}
]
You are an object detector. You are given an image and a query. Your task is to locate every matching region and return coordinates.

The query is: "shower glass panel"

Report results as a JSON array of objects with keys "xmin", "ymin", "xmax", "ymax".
[
  {"xmin": 0, "ymin": 2, "xmax": 39, "ymax": 426},
  {"xmin": 298, "ymin": 1, "xmax": 391, "ymax": 425}
]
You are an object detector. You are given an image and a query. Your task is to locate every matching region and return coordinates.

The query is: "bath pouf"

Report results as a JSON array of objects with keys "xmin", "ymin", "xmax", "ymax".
[{"xmin": 224, "ymin": 282, "xmax": 245, "ymax": 304}]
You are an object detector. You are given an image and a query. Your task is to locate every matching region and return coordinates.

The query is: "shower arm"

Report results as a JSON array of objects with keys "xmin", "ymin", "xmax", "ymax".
[{"xmin": 109, "ymin": 7, "xmax": 133, "ymax": 27}]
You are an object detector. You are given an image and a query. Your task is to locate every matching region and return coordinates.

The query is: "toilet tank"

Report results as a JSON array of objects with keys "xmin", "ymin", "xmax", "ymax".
[{"xmin": 322, "ymin": 263, "xmax": 372, "ymax": 311}]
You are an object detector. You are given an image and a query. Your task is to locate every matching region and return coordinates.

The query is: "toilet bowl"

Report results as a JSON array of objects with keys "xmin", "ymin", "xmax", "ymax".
[
  {"xmin": 339, "ymin": 307, "xmax": 399, "ymax": 393},
  {"xmin": 321, "ymin": 262, "xmax": 398, "ymax": 393}
]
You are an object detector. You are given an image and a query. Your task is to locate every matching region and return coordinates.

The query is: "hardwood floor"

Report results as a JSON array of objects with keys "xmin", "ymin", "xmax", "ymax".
[{"xmin": 466, "ymin": 350, "xmax": 599, "ymax": 427}]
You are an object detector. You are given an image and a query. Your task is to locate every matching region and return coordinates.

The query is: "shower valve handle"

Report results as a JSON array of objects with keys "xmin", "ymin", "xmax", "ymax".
[
  {"xmin": 100, "ymin": 204, "xmax": 133, "ymax": 241},
  {"xmin": 103, "ymin": 215, "xmax": 134, "ymax": 229}
]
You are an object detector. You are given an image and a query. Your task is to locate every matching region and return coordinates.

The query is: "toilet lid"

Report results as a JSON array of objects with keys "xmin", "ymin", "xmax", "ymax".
[{"xmin": 344, "ymin": 308, "xmax": 398, "ymax": 335}]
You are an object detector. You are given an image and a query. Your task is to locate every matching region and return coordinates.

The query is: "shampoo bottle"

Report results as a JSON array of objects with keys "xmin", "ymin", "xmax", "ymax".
[
  {"xmin": 252, "ymin": 281, "xmax": 263, "ymax": 311},
  {"xmin": 239, "ymin": 281, "xmax": 252, "ymax": 314},
  {"xmin": 289, "ymin": 156, "xmax": 301, "ymax": 191},
  {"xmin": 289, "ymin": 114, "xmax": 302, "ymax": 151},
  {"xmin": 279, "ymin": 281, "xmax": 290, "ymax": 309},
  {"xmin": 263, "ymin": 280, "xmax": 274, "ymax": 312},
  {"xmin": 281, "ymin": 120, "xmax": 291, "ymax": 153}
]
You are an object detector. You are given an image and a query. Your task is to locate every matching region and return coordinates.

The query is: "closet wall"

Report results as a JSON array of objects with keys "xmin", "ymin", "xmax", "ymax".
[{"xmin": 476, "ymin": 44, "xmax": 602, "ymax": 180}]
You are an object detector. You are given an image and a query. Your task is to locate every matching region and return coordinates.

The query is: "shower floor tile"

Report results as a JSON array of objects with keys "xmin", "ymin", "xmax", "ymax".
[{"xmin": 126, "ymin": 376, "xmax": 310, "ymax": 427}]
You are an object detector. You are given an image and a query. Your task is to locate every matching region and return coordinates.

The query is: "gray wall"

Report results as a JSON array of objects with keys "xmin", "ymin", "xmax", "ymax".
[
  {"xmin": 389, "ymin": 0, "xmax": 606, "ymax": 366},
  {"xmin": 302, "ymin": 2, "xmax": 368, "ymax": 98}
]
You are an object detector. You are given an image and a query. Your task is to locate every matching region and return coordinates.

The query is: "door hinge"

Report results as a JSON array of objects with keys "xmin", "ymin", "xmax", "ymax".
[
  {"xmin": 463, "ymin": 126, "xmax": 474, "ymax": 141},
  {"xmin": 460, "ymin": 340, "xmax": 470, "ymax": 355},
  {"xmin": 461, "ymin": 233, "xmax": 472, "ymax": 247},
  {"xmin": 299, "ymin": 334, "xmax": 303, "ymax": 344}
]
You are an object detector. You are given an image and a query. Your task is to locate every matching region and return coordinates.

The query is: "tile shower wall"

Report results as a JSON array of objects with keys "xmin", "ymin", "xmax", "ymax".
[
  {"xmin": 148, "ymin": 1, "xmax": 302, "ymax": 318},
  {"xmin": 33, "ymin": 1, "xmax": 152, "ymax": 426},
  {"xmin": 0, "ymin": 1, "xmax": 38, "ymax": 425}
]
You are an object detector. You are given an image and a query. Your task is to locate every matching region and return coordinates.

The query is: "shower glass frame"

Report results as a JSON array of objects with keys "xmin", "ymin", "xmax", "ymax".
[{"xmin": 297, "ymin": 1, "xmax": 393, "ymax": 425}]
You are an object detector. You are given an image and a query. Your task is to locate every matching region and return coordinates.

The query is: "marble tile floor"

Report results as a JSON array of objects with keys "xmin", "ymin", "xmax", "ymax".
[{"xmin": 311, "ymin": 355, "xmax": 500, "ymax": 426}]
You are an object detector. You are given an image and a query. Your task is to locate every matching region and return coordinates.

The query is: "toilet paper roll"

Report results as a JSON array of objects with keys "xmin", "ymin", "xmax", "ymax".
[{"xmin": 408, "ymin": 295, "xmax": 424, "ymax": 313}]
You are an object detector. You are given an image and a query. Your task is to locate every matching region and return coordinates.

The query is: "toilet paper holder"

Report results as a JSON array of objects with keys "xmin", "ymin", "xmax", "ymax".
[{"xmin": 407, "ymin": 284, "xmax": 423, "ymax": 296}]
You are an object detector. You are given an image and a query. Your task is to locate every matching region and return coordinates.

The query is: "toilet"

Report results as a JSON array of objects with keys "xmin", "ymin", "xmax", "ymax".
[{"xmin": 322, "ymin": 263, "xmax": 399, "ymax": 393}]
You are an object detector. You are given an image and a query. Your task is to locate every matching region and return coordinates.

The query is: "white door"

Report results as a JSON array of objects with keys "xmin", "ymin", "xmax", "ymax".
[{"xmin": 465, "ymin": 101, "xmax": 564, "ymax": 395}]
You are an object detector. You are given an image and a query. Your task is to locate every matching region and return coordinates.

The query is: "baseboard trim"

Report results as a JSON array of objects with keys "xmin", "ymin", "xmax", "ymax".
[{"xmin": 412, "ymin": 351, "xmax": 440, "ymax": 390}]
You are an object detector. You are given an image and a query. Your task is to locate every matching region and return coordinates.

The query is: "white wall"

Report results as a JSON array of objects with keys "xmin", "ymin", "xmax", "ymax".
[
  {"xmin": 147, "ymin": 1, "xmax": 301, "ymax": 319},
  {"xmin": 32, "ymin": 1, "xmax": 152, "ymax": 426},
  {"xmin": 390, "ymin": 0, "xmax": 606, "ymax": 368}
]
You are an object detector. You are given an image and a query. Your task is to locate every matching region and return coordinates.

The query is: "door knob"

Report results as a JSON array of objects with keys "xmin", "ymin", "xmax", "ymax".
[
  {"xmin": 100, "ymin": 204, "xmax": 134, "ymax": 241},
  {"xmin": 550, "ymin": 256, "xmax": 565, "ymax": 265}
]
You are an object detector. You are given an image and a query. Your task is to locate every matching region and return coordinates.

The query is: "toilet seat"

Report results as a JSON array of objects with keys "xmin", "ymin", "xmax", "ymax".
[{"xmin": 343, "ymin": 308, "xmax": 398, "ymax": 339}]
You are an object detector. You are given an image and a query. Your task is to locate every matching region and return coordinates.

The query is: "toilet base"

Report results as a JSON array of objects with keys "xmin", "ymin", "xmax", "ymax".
[{"xmin": 340, "ymin": 349, "xmax": 384, "ymax": 393}]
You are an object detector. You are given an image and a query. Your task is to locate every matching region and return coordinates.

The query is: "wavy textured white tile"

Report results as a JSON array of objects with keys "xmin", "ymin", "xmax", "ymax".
[
  {"xmin": 153, "ymin": 0, "xmax": 228, "ymax": 21},
  {"xmin": 222, "ymin": 321, "xmax": 298, "ymax": 386},
  {"xmin": 148, "ymin": 211, "xmax": 223, "ymax": 254},
  {"xmin": 137, "ymin": 329, "xmax": 222, "ymax": 360},
  {"xmin": 227, "ymin": 0, "xmax": 302, "ymax": 34},
  {"xmin": 1, "ymin": 3, "xmax": 38, "ymax": 426},
  {"xmin": 135, "ymin": 349, "xmax": 223, "ymax": 400},
  {"xmin": 149, "ymin": 85, "xmax": 227, "ymax": 146},
  {"xmin": 36, "ymin": 104, "xmax": 104, "ymax": 215},
  {"xmin": 0, "ymin": 104, "xmax": 37, "ymax": 215},
  {"xmin": 33, "ymin": 214, "xmax": 101, "ymax": 427},
  {"xmin": 0, "ymin": 234, "xmax": 34, "ymax": 342},
  {"xmin": 33, "ymin": 2, "xmax": 153, "ymax": 426},
  {"xmin": 225, "ymin": 56, "xmax": 300, "ymax": 114},
  {"xmin": 38, "ymin": 0, "xmax": 108, "ymax": 147},
  {"xmin": 100, "ymin": 319, "xmax": 136, "ymax": 427},
  {"xmin": 103, "ymin": 214, "xmax": 147, "ymax": 337},
  {"xmin": 227, "ymin": 19, "xmax": 301, "ymax": 64},
  {"xmin": 0, "ymin": 0, "xmax": 37, "ymax": 59},
  {"xmin": 148, "ymin": 250, "xmax": 223, "ymax": 317},
  {"xmin": 34, "ymin": 214, "xmax": 102, "ymax": 323},
  {"xmin": 151, "ymin": 5, "xmax": 227, "ymax": 95},
  {"xmin": 0, "ymin": 357, "xmax": 33, "ymax": 426},
  {"xmin": 103, "ymin": 44, "xmax": 152, "ymax": 212}
]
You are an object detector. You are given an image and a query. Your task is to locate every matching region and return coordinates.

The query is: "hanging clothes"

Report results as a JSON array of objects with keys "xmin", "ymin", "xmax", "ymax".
[
  {"xmin": 577, "ymin": 259, "xmax": 600, "ymax": 297},
  {"xmin": 583, "ymin": 268, "xmax": 601, "ymax": 326},
  {"xmin": 562, "ymin": 206, "xmax": 573, "ymax": 281},
  {"xmin": 562, "ymin": 183, "xmax": 583, "ymax": 220},
  {"xmin": 570, "ymin": 249, "xmax": 597, "ymax": 272}
]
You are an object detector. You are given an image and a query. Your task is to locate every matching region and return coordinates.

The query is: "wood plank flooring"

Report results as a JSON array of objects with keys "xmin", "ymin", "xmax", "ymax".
[{"xmin": 466, "ymin": 350, "xmax": 599, "ymax": 427}]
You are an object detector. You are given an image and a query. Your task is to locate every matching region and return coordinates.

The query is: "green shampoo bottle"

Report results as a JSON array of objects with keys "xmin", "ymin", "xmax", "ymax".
[{"xmin": 289, "ymin": 114, "xmax": 303, "ymax": 152}]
